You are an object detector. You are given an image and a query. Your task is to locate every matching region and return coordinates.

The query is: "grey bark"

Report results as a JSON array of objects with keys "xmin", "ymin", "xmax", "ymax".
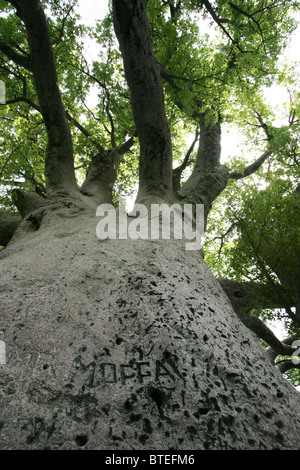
[
  {"xmin": 8, "ymin": 0, "xmax": 77, "ymax": 194},
  {"xmin": 176, "ymin": 110, "xmax": 229, "ymax": 221},
  {"xmin": 218, "ymin": 278, "xmax": 298, "ymax": 358},
  {"xmin": 0, "ymin": 215, "xmax": 21, "ymax": 246},
  {"xmin": 113, "ymin": 0, "xmax": 173, "ymax": 201},
  {"xmin": 80, "ymin": 137, "xmax": 135, "ymax": 204},
  {"xmin": 1, "ymin": 0, "xmax": 299, "ymax": 451},
  {"xmin": 0, "ymin": 208, "xmax": 300, "ymax": 450}
]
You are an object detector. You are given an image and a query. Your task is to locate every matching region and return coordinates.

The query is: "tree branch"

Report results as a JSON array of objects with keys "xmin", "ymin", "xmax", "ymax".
[
  {"xmin": 276, "ymin": 359, "xmax": 300, "ymax": 374},
  {"xmin": 219, "ymin": 278, "xmax": 298, "ymax": 359},
  {"xmin": 116, "ymin": 133, "xmax": 137, "ymax": 156},
  {"xmin": 12, "ymin": 188, "xmax": 48, "ymax": 218},
  {"xmin": 229, "ymin": 149, "xmax": 272, "ymax": 180},
  {"xmin": 266, "ymin": 334, "xmax": 299, "ymax": 364},
  {"xmin": 228, "ymin": 2, "xmax": 267, "ymax": 55},
  {"xmin": 80, "ymin": 133, "xmax": 136, "ymax": 204},
  {"xmin": 218, "ymin": 278, "xmax": 295, "ymax": 314},
  {"xmin": 65, "ymin": 110, "xmax": 104, "ymax": 152},
  {"xmin": 172, "ymin": 129, "xmax": 199, "ymax": 192},
  {"xmin": 113, "ymin": 0, "xmax": 173, "ymax": 201},
  {"xmin": 80, "ymin": 149, "xmax": 119, "ymax": 204},
  {"xmin": 3, "ymin": 96, "xmax": 41, "ymax": 112},
  {"xmin": 202, "ymin": 0, "xmax": 241, "ymax": 47},
  {"xmin": 0, "ymin": 215, "xmax": 22, "ymax": 246},
  {"xmin": 176, "ymin": 109, "xmax": 229, "ymax": 221},
  {"xmin": 51, "ymin": 3, "xmax": 75, "ymax": 46},
  {"xmin": 8, "ymin": 0, "xmax": 77, "ymax": 195},
  {"xmin": 0, "ymin": 37, "xmax": 32, "ymax": 71}
]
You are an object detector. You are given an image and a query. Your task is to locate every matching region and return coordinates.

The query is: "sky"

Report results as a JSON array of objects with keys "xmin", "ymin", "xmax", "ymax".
[{"xmin": 76, "ymin": 0, "xmax": 109, "ymax": 27}]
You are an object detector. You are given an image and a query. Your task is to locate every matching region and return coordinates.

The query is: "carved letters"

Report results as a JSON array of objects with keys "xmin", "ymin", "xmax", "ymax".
[
  {"xmin": 68, "ymin": 356, "xmax": 186, "ymax": 388},
  {"xmin": 4, "ymin": 344, "xmax": 186, "ymax": 390}
]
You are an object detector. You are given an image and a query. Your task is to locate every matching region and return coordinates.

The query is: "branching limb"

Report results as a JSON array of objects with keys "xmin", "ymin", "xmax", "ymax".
[
  {"xmin": 266, "ymin": 334, "xmax": 299, "ymax": 364},
  {"xmin": 3, "ymin": 96, "xmax": 41, "ymax": 112},
  {"xmin": 80, "ymin": 134, "xmax": 136, "ymax": 204},
  {"xmin": 12, "ymin": 188, "xmax": 48, "ymax": 218},
  {"xmin": 202, "ymin": 0, "xmax": 243, "ymax": 49},
  {"xmin": 229, "ymin": 149, "xmax": 272, "ymax": 180},
  {"xmin": 218, "ymin": 278, "xmax": 295, "ymax": 314},
  {"xmin": 176, "ymin": 110, "xmax": 229, "ymax": 221},
  {"xmin": 228, "ymin": 2, "xmax": 267, "ymax": 54},
  {"xmin": 0, "ymin": 37, "xmax": 32, "ymax": 71},
  {"xmin": 219, "ymin": 278, "xmax": 298, "ymax": 362},
  {"xmin": 51, "ymin": 3, "xmax": 75, "ymax": 46},
  {"xmin": 8, "ymin": 0, "xmax": 77, "ymax": 194},
  {"xmin": 0, "ymin": 215, "xmax": 22, "ymax": 246},
  {"xmin": 65, "ymin": 110, "xmax": 104, "ymax": 152},
  {"xmin": 172, "ymin": 129, "xmax": 199, "ymax": 192},
  {"xmin": 229, "ymin": 112, "xmax": 274, "ymax": 180},
  {"xmin": 113, "ymin": 0, "xmax": 173, "ymax": 201},
  {"xmin": 117, "ymin": 133, "xmax": 137, "ymax": 156},
  {"xmin": 276, "ymin": 359, "xmax": 300, "ymax": 374}
]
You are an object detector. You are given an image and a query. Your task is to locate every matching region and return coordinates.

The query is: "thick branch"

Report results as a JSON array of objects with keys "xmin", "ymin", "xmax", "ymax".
[
  {"xmin": 229, "ymin": 149, "xmax": 272, "ymax": 180},
  {"xmin": 4, "ymin": 96, "xmax": 41, "ymax": 112},
  {"xmin": 176, "ymin": 110, "xmax": 229, "ymax": 220},
  {"xmin": 12, "ymin": 188, "xmax": 48, "ymax": 218},
  {"xmin": 80, "ymin": 149, "xmax": 120, "ymax": 204},
  {"xmin": 117, "ymin": 134, "xmax": 136, "ymax": 156},
  {"xmin": 276, "ymin": 359, "xmax": 300, "ymax": 374},
  {"xmin": 266, "ymin": 334, "xmax": 299, "ymax": 364},
  {"xmin": 113, "ymin": 0, "xmax": 173, "ymax": 201},
  {"xmin": 218, "ymin": 278, "xmax": 293, "ymax": 313},
  {"xmin": 0, "ymin": 215, "xmax": 22, "ymax": 246},
  {"xmin": 172, "ymin": 129, "xmax": 199, "ymax": 193},
  {"xmin": 219, "ymin": 278, "xmax": 297, "ymax": 358},
  {"xmin": 8, "ymin": 0, "xmax": 77, "ymax": 194},
  {"xmin": 0, "ymin": 37, "xmax": 32, "ymax": 71},
  {"xmin": 80, "ymin": 133, "xmax": 135, "ymax": 204}
]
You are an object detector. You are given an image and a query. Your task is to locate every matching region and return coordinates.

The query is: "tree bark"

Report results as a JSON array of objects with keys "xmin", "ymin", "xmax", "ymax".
[
  {"xmin": 176, "ymin": 110, "xmax": 229, "ymax": 221},
  {"xmin": 113, "ymin": 0, "xmax": 173, "ymax": 201},
  {"xmin": 218, "ymin": 278, "xmax": 298, "ymax": 358},
  {"xmin": 1, "ymin": 0, "xmax": 300, "ymax": 452},
  {"xmin": 0, "ymin": 210, "xmax": 300, "ymax": 450},
  {"xmin": 0, "ymin": 215, "xmax": 21, "ymax": 246},
  {"xmin": 8, "ymin": 0, "xmax": 77, "ymax": 194},
  {"xmin": 80, "ymin": 137, "xmax": 136, "ymax": 204}
]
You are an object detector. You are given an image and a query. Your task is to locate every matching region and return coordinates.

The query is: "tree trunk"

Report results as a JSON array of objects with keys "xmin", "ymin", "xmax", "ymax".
[{"xmin": 0, "ymin": 204, "xmax": 299, "ymax": 450}]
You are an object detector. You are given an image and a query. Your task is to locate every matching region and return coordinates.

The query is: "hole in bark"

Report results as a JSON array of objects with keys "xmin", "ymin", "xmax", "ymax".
[
  {"xmin": 74, "ymin": 435, "xmax": 88, "ymax": 447},
  {"xmin": 148, "ymin": 387, "xmax": 166, "ymax": 410},
  {"xmin": 124, "ymin": 399, "xmax": 133, "ymax": 411}
]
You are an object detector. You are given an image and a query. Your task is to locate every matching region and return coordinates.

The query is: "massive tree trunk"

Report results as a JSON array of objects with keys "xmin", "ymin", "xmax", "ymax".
[
  {"xmin": 0, "ymin": 0, "xmax": 300, "ymax": 451},
  {"xmin": 0, "ymin": 206, "xmax": 300, "ymax": 450}
]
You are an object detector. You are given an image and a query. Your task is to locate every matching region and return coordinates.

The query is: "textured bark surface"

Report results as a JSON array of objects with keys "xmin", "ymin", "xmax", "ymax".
[
  {"xmin": 0, "ymin": 207, "xmax": 299, "ymax": 450},
  {"xmin": 113, "ymin": 0, "xmax": 173, "ymax": 201},
  {"xmin": 8, "ymin": 0, "xmax": 77, "ymax": 193}
]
